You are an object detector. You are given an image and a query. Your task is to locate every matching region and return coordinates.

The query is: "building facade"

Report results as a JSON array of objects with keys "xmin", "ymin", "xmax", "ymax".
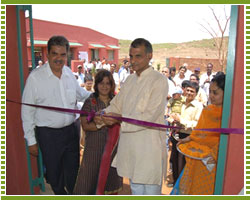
[{"xmin": 26, "ymin": 18, "xmax": 120, "ymax": 71}]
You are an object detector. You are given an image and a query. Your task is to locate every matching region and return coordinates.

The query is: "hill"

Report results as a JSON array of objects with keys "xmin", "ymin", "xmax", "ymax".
[{"xmin": 118, "ymin": 37, "xmax": 228, "ymax": 70}]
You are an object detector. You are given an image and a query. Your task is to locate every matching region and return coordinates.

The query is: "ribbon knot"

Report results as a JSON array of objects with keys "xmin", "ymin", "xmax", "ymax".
[{"xmin": 87, "ymin": 110, "xmax": 96, "ymax": 122}]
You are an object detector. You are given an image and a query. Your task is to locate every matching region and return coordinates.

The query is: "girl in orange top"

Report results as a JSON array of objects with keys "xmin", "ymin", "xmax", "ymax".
[{"xmin": 177, "ymin": 73, "xmax": 225, "ymax": 195}]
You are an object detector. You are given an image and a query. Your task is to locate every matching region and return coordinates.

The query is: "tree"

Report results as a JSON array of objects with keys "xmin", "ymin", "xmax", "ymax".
[{"xmin": 199, "ymin": 6, "xmax": 230, "ymax": 71}]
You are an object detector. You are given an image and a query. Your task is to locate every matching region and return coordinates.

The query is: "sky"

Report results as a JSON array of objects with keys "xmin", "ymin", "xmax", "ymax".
[{"xmin": 32, "ymin": 4, "xmax": 231, "ymax": 44}]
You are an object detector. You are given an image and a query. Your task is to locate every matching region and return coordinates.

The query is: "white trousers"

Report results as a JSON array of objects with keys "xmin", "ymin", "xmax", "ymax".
[{"xmin": 130, "ymin": 180, "xmax": 162, "ymax": 195}]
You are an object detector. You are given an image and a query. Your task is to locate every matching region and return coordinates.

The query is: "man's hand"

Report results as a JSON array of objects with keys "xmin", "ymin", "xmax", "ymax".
[
  {"xmin": 205, "ymin": 78, "xmax": 210, "ymax": 84},
  {"xmin": 167, "ymin": 116, "xmax": 174, "ymax": 123},
  {"xmin": 102, "ymin": 112, "xmax": 122, "ymax": 126},
  {"xmin": 94, "ymin": 111, "xmax": 104, "ymax": 125},
  {"xmin": 28, "ymin": 144, "xmax": 39, "ymax": 157},
  {"xmin": 171, "ymin": 113, "xmax": 180, "ymax": 122}
]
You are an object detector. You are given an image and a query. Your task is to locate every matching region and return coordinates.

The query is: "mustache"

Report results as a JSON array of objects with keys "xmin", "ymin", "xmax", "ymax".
[{"xmin": 54, "ymin": 60, "xmax": 63, "ymax": 64}]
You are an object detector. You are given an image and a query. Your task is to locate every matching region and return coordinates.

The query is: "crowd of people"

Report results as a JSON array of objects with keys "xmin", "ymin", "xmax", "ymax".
[
  {"xmin": 73, "ymin": 58, "xmax": 134, "ymax": 95},
  {"xmin": 161, "ymin": 62, "xmax": 224, "ymax": 195},
  {"xmin": 21, "ymin": 35, "xmax": 226, "ymax": 195}
]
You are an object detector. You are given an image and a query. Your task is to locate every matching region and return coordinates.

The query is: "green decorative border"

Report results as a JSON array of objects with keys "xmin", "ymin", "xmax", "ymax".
[
  {"xmin": 0, "ymin": 2, "xmax": 248, "ymax": 200},
  {"xmin": 2, "ymin": 0, "xmax": 250, "ymax": 3},
  {"xmin": 2, "ymin": 196, "xmax": 250, "ymax": 200},
  {"xmin": 0, "ymin": 4, "xmax": 6, "ymax": 196}
]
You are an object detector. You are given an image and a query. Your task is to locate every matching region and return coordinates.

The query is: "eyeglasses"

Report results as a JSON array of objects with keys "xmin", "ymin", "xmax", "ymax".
[{"xmin": 162, "ymin": 71, "xmax": 168, "ymax": 73}]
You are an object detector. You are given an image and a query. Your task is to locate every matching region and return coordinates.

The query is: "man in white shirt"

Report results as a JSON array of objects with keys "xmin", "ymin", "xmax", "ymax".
[
  {"xmin": 161, "ymin": 66, "xmax": 175, "ymax": 167},
  {"xmin": 119, "ymin": 60, "xmax": 130, "ymax": 87},
  {"xmin": 102, "ymin": 60, "xmax": 111, "ymax": 71},
  {"xmin": 182, "ymin": 63, "xmax": 192, "ymax": 80},
  {"xmin": 161, "ymin": 66, "xmax": 175, "ymax": 101},
  {"xmin": 190, "ymin": 73, "xmax": 208, "ymax": 107},
  {"xmin": 118, "ymin": 60, "xmax": 127, "ymax": 76},
  {"xmin": 110, "ymin": 63, "xmax": 120, "ymax": 93},
  {"xmin": 173, "ymin": 66, "xmax": 189, "ymax": 88},
  {"xmin": 82, "ymin": 59, "xmax": 88, "ymax": 75},
  {"xmin": 95, "ymin": 58, "xmax": 102, "ymax": 72},
  {"xmin": 95, "ymin": 38, "xmax": 169, "ymax": 195},
  {"xmin": 76, "ymin": 65, "xmax": 85, "ymax": 87},
  {"xmin": 161, "ymin": 66, "xmax": 176, "ymax": 153},
  {"xmin": 36, "ymin": 60, "xmax": 43, "ymax": 68},
  {"xmin": 200, "ymin": 63, "xmax": 216, "ymax": 104},
  {"xmin": 21, "ymin": 36, "xmax": 90, "ymax": 195},
  {"xmin": 87, "ymin": 60, "xmax": 94, "ymax": 74}
]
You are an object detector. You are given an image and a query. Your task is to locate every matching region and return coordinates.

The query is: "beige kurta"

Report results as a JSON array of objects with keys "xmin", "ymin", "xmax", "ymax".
[{"xmin": 105, "ymin": 67, "xmax": 169, "ymax": 185}]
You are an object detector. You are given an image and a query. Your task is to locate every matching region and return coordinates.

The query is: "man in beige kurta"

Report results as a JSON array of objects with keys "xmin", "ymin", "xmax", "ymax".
[{"xmin": 97, "ymin": 38, "xmax": 169, "ymax": 195}]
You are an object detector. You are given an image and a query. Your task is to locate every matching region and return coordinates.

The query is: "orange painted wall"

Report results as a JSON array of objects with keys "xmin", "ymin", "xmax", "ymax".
[
  {"xmin": 71, "ymin": 60, "xmax": 85, "ymax": 73},
  {"xmin": 6, "ymin": 5, "xmax": 39, "ymax": 194},
  {"xmin": 222, "ymin": 5, "xmax": 244, "ymax": 194}
]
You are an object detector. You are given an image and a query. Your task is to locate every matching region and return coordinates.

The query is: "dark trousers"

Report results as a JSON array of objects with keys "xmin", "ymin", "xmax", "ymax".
[
  {"xmin": 170, "ymin": 132, "xmax": 189, "ymax": 184},
  {"xmin": 36, "ymin": 123, "xmax": 80, "ymax": 195}
]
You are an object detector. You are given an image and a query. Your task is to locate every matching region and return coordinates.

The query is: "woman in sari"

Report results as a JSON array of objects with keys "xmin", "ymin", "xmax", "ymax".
[
  {"xmin": 177, "ymin": 73, "xmax": 225, "ymax": 195},
  {"xmin": 73, "ymin": 69, "xmax": 122, "ymax": 195}
]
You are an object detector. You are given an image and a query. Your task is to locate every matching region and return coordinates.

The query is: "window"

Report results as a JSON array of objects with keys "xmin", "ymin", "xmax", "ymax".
[
  {"xmin": 108, "ymin": 50, "xmax": 114, "ymax": 61},
  {"xmin": 67, "ymin": 49, "xmax": 74, "ymax": 67},
  {"xmin": 34, "ymin": 47, "xmax": 42, "ymax": 66},
  {"xmin": 91, "ymin": 49, "xmax": 99, "ymax": 60}
]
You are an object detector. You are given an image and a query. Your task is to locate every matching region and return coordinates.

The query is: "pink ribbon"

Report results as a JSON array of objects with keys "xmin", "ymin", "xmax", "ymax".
[{"xmin": 7, "ymin": 99, "xmax": 244, "ymax": 135}]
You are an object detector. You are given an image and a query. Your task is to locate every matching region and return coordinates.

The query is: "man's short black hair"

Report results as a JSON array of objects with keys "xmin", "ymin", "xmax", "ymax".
[
  {"xmin": 170, "ymin": 66, "xmax": 176, "ymax": 72},
  {"xmin": 207, "ymin": 63, "xmax": 213, "ymax": 67},
  {"xmin": 123, "ymin": 60, "xmax": 128, "ymax": 64},
  {"xmin": 130, "ymin": 38, "xmax": 153, "ymax": 53},
  {"xmin": 190, "ymin": 73, "xmax": 200, "ymax": 82},
  {"xmin": 47, "ymin": 35, "xmax": 69, "ymax": 53},
  {"xmin": 179, "ymin": 66, "xmax": 187, "ymax": 72},
  {"xmin": 84, "ymin": 74, "xmax": 93, "ymax": 83},
  {"xmin": 186, "ymin": 81, "xmax": 199, "ymax": 93},
  {"xmin": 181, "ymin": 80, "xmax": 190, "ymax": 88}
]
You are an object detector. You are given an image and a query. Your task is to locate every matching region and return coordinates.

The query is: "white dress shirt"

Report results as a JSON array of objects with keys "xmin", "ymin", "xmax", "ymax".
[
  {"xmin": 185, "ymin": 69, "xmax": 193, "ymax": 80},
  {"xmin": 22, "ymin": 63, "xmax": 90, "ymax": 146},
  {"xmin": 77, "ymin": 72, "xmax": 85, "ymax": 85},
  {"xmin": 200, "ymin": 72, "xmax": 216, "ymax": 88},
  {"xmin": 87, "ymin": 63, "xmax": 94, "ymax": 70},
  {"xmin": 103, "ymin": 63, "xmax": 111, "ymax": 71},
  {"xmin": 119, "ymin": 68, "xmax": 130, "ymax": 87},
  {"xmin": 196, "ymin": 87, "xmax": 208, "ymax": 107},
  {"xmin": 200, "ymin": 72, "xmax": 216, "ymax": 103},
  {"xmin": 96, "ymin": 61, "xmax": 102, "ymax": 70},
  {"xmin": 112, "ymin": 72, "xmax": 119, "ymax": 85},
  {"xmin": 168, "ymin": 79, "xmax": 176, "ymax": 97},
  {"xmin": 173, "ymin": 75, "xmax": 189, "ymax": 88}
]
